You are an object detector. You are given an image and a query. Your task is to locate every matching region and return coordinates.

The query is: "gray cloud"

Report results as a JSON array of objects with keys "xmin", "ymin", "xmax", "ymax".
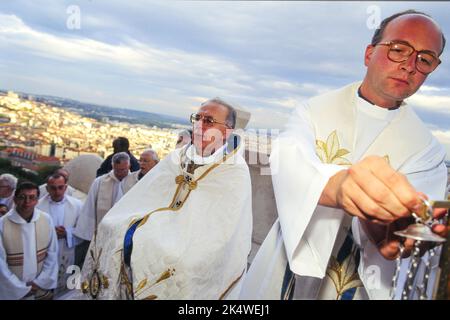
[{"xmin": 1, "ymin": 1, "xmax": 450, "ymax": 157}]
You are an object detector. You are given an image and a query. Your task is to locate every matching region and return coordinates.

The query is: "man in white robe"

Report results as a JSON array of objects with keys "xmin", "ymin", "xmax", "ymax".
[
  {"xmin": 240, "ymin": 10, "xmax": 448, "ymax": 300},
  {"xmin": 78, "ymin": 98, "xmax": 252, "ymax": 300},
  {"xmin": 0, "ymin": 182, "xmax": 58, "ymax": 299},
  {"xmin": 0, "ymin": 173, "xmax": 17, "ymax": 210},
  {"xmin": 73, "ymin": 152, "xmax": 130, "ymax": 267},
  {"xmin": 37, "ymin": 173, "xmax": 82, "ymax": 297},
  {"xmin": 119, "ymin": 148, "xmax": 159, "ymax": 195}
]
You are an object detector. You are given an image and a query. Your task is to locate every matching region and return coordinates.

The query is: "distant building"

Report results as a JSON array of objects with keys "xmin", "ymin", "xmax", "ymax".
[{"xmin": 0, "ymin": 147, "xmax": 60, "ymax": 171}]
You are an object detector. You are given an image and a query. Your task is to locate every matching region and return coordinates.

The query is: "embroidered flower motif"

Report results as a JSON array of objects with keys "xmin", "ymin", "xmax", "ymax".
[
  {"xmin": 326, "ymin": 255, "xmax": 363, "ymax": 300},
  {"xmin": 316, "ymin": 130, "xmax": 351, "ymax": 165},
  {"xmin": 134, "ymin": 268, "xmax": 176, "ymax": 300}
]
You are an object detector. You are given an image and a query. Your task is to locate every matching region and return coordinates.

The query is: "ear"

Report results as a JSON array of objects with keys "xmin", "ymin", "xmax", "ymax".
[{"xmin": 364, "ymin": 44, "xmax": 375, "ymax": 67}]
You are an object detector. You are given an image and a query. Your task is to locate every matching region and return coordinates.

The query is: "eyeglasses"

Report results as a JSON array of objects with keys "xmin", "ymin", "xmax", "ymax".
[
  {"xmin": 48, "ymin": 185, "xmax": 66, "ymax": 191},
  {"xmin": 190, "ymin": 113, "xmax": 231, "ymax": 128},
  {"xmin": 376, "ymin": 41, "xmax": 441, "ymax": 75},
  {"xmin": 16, "ymin": 195, "xmax": 38, "ymax": 201}
]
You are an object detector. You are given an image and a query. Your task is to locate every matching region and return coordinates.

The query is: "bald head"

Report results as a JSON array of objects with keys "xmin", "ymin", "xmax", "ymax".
[
  {"xmin": 360, "ymin": 10, "xmax": 445, "ymax": 108},
  {"xmin": 371, "ymin": 10, "xmax": 445, "ymax": 55}
]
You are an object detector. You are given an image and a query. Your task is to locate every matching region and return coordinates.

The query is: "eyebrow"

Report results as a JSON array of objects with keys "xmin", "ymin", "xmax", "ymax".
[{"xmin": 391, "ymin": 39, "xmax": 439, "ymax": 56}]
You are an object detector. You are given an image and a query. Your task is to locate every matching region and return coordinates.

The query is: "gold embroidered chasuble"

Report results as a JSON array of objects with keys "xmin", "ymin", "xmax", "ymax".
[{"xmin": 80, "ymin": 136, "xmax": 253, "ymax": 299}]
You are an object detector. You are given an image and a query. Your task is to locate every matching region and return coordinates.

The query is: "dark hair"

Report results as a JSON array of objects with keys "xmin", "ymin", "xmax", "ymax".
[
  {"xmin": 371, "ymin": 10, "xmax": 446, "ymax": 55},
  {"xmin": 47, "ymin": 173, "xmax": 68, "ymax": 184},
  {"xmin": 113, "ymin": 137, "xmax": 130, "ymax": 153},
  {"xmin": 14, "ymin": 181, "xmax": 40, "ymax": 198}
]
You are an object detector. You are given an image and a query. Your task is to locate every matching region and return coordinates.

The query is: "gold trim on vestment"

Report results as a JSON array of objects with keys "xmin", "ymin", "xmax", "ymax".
[
  {"xmin": 120, "ymin": 138, "xmax": 242, "ymax": 298},
  {"xmin": 135, "ymin": 139, "xmax": 241, "ymax": 229},
  {"xmin": 219, "ymin": 269, "xmax": 245, "ymax": 300}
]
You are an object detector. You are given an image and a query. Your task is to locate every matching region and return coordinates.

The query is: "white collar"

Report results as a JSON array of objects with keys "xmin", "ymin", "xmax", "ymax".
[
  {"xmin": 107, "ymin": 170, "xmax": 128, "ymax": 182},
  {"xmin": 356, "ymin": 93, "xmax": 403, "ymax": 122},
  {"xmin": 185, "ymin": 142, "xmax": 229, "ymax": 165},
  {"xmin": 48, "ymin": 195, "xmax": 67, "ymax": 205},
  {"xmin": 7, "ymin": 208, "xmax": 41, "ymax": 224}
]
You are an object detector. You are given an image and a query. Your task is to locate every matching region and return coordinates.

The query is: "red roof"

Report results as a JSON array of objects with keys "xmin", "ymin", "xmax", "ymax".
[
  {"xmin": 3, "ymin": 147, "xmax": 60, "ymax": 163},
  {"xmin": 35, "ymin": 155, "xmax": 59, "ymax": 162}
]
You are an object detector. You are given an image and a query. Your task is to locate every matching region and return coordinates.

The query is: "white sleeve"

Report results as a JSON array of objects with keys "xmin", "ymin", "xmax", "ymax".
[
  {"xmin": 270, "ymin": 103, "xmax": 344, "ymax": 277},
  {"xmin": 66, "ymin": 199, "xmax": 83, "ymax": 248},
  {"xmin": 73, "ymin": 178, "xmax": 100, "ymax": 241},
  {"xmin": 65, "ymin": 227, "xmax": 75, "ymax": 248},
  {"xmin": 34, "ymin": 217, "xmax": 59, "ymax": 290},
  {"xmin": 116, "ymin": 180, "xmax": 125, "ymax": 201},
  {"xmin": 353, "ymin": 138, "xmax": 447, "ymax": 299},
  {"xmin": 0, "ymin": 218, "xmax": 31, "ymax": 299}
]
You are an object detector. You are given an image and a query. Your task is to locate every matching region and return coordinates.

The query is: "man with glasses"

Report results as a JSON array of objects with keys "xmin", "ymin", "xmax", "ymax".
[
  {"xmin": 0, "ymin": 182, "xmax": 58, "ymax": 299},
  {"xmin": 37, "ymin": 173, "xmax": 82, "ymax": 297},
  {"xmin": 0, "ymin": 173, "xmax": 18, "ymax": 211},
  {"xmin": 96, "ymin": 137, "xmax": 140, "ymax": 178},
  {"xmin": 120, "ymin": 148, "xmax": 160, "ymax": 195},
  {"xmin": 241, "ymin": 10, "xmax": 448, "ymax": 300},
  {"xmin": 77, "ymin": 98, "xmax": 252, "ymax": 300}
]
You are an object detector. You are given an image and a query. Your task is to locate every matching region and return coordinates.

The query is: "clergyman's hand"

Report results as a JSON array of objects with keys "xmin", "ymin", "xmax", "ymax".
[
  {"xmin": 319, "ymin": 155, "xmax": 421, "ymax": 224},
  {"xmin": 361, "ymin": 207, "xmax": 448, "ymax": 260},
  {"xmin": 55, "ymin": 226, "xmax": 67, "ymax": 239},
  {"xmin": 26, "ymin": 281, "xmax": 42, "ymax": 293}
]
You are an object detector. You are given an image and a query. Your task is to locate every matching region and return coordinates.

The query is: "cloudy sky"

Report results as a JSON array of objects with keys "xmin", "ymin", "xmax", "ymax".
[{"xmin": 1, "ymin": 1, "xmax": 450, "ymax": 158}]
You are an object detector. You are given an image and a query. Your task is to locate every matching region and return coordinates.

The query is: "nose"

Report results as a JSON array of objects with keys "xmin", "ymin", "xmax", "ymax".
[
  {"xmin": 399, "ymin": 52, "xmax": 417, "ymax": 74},
  {"xmin": 193, "ymin": 120, "xmax": 207, "ymax": 135}
]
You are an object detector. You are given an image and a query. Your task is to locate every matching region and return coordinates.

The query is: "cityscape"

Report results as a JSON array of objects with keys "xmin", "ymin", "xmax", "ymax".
[
  {"xmin": 0, "ymin": 90, "xmax": 272, "ymax": 177},
  {"xmin": 0, "ymin": 90, "xmax": 182, "ymax": 169}
]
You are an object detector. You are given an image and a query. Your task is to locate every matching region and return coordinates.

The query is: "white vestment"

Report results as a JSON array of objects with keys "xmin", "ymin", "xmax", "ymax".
[
  {"xmin": 119, "ymin": 170, "xmax": 141, "ymax": 195},
  {"xmin": 240, "ymin": 82, "xmax": 447, "ymax": 300},
  {"xmin": 79, "ymin": 137, "xmax": 253, "ymax": 300},
  {"xmin": 0, "ymin": 208, "xmax": 59, "ymax": 299},
  {"xmin": 73, "ymin": 171, "xmax": 124, "ymax": 242},
  {"xmin": 37, "ymin": 194, "xmax": 82, "ymax": 296}
]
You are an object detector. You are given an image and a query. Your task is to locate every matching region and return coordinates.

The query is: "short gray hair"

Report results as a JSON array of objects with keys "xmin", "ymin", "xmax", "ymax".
[
  {"xmin": 112, "ymin": 152, "xmax": 130, "ymax": 165},
  {"xmin": 141, "ymin": 149, "xmax": 159, "ymax": 161},
  {"xmin": 201, "ymin": 97, "xmax": 237, "ymax": 129},
  {"xmin": 0, "ymin": 174, "xmax": 18, "ymax": 189}
]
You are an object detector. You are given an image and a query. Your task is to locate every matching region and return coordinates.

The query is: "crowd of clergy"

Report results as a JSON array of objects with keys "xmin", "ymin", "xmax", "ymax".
[
  {"xmin": 1, "ymin": 10, "xmax": 449, "ymax": 301},
  {"xmin": 0, "ymin": 138, "xmax": 163, "ymax": 299}
]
